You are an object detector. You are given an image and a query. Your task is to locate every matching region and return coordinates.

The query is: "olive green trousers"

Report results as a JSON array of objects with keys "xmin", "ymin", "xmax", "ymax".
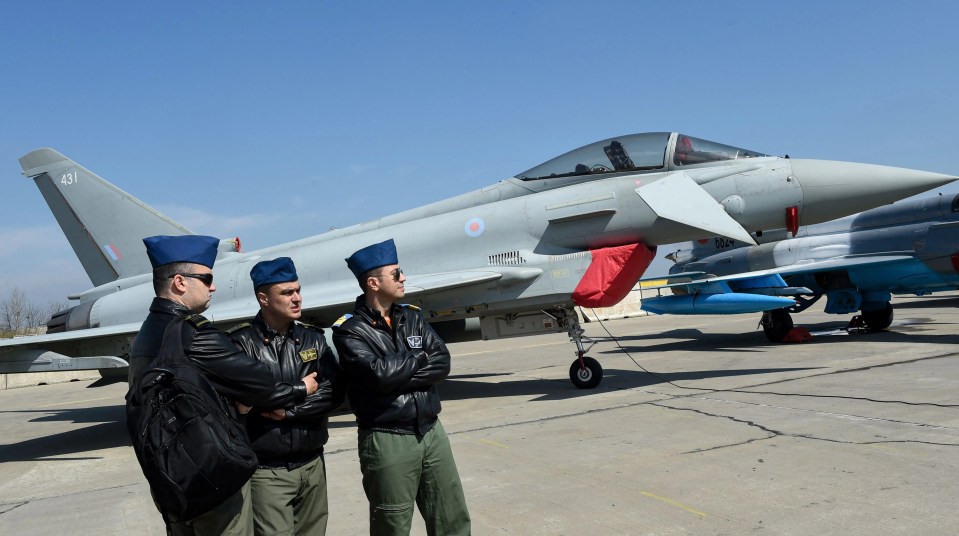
[
  {"xmin": 249, "ymin": 453, "xmax": 328, "ymax": 536},
  {"xmin": 358, "ymin": 420, "xmax": 470, "ymax": 536}
]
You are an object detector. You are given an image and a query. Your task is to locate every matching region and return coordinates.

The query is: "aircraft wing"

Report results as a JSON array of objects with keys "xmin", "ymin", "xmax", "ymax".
[
  {"xmin": 290, "ymin": 267, "xmax": 545, "ymax": 319},
  {"xmin": 692, "ymin": 254, "xmax": 917, "ymax": 287},
  {"xmin": 406, "ymin": 267, "xmax": 544, "ymax": 294},
  {"xmin": 0, "ymin": 266, "xmax": 548, "ymax": 374},
  {"xmin": 0, "ymin": 322, "xmax": 141, "ymax": 373},
  {"xmin": 640, "ymin": 254, "xmax": 917, "ymax": 315},
  {"xmin": 647, "ymin": 254, "xmax": 918, "ymax": 290}
]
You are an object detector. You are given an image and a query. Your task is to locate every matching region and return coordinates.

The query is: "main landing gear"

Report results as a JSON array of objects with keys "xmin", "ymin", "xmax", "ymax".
[
  {"xmin": 849, "ymin": 302, "xmax": 894, "ymax": 332},
  {"xmin": 760, "ymin": 308, "xmax": 794, "ymax": 343},
  {"xmin": 761, "ymin": 300, "xmax": 895, "ymax": 342},
  {"xmin": 556, "ymin": 307, "xmax": 603, "ymax": 389}
]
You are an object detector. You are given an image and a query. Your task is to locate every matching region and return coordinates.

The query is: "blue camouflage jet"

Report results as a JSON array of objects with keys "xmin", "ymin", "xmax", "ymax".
[{"xmin": 645, "ymin": 193, "xmax": 959, "ymax": 342}]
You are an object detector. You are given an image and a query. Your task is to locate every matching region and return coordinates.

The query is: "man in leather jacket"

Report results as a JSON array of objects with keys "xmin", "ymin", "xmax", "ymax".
[
  {"xmin": 228, "ymin": 257, "xmax": 345, "ymax": 536},
  {"xmin": 128, "ymin": 235, "xmax": 319, "ymax": 536},
  {"xmin": 333, "ymin": 239, "xmax": 470, "ymax": 536}
]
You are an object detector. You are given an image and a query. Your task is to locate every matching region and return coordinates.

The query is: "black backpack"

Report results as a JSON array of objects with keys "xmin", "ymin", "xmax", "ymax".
[{"xmin": 125, "ymin": 315, "xmax": 258, "ymax": 522}]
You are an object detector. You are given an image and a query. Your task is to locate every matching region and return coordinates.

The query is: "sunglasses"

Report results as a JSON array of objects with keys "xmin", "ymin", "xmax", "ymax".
[
  {"xmin": 172, "ymin": 273, "xmax": 214, "ymax": 287},
  {"xmin": 374, "ymin": 268, "xmax": 404, "ymax": 282}
]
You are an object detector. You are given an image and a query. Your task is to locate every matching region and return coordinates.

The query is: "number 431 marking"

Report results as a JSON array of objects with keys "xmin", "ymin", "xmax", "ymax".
[{"xmin": 60, "ymin": 172, "xmax": 78, "ymax": 185}]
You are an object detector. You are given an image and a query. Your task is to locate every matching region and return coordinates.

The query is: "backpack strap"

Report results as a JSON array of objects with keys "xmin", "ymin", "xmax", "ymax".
[{"xmin": 139, "ymin": 316, "xmax": 199, "ymax": 399}]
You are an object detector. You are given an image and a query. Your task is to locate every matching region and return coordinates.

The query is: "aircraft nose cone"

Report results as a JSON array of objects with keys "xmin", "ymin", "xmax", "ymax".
[{"xmin": 790, "ymin": 159, "xmax": 957, "ymax": 224}]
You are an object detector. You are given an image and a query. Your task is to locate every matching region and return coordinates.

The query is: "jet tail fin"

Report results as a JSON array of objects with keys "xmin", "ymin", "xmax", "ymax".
[{"xmin": 19, "ymin": 148, "xmax": 193, "ymax": 286}]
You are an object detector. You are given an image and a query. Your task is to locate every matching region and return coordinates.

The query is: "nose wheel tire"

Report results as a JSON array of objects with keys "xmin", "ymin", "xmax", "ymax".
[
  {"xmin": 569, "ymin": 356, "xmax": 603, "ymax": 389},
  {"xmin": 761, "ymin": 308, "xmax": 794, "ymax": 343}
]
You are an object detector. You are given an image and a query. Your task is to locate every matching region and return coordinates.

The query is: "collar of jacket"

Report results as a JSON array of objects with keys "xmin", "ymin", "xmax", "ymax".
[
  {"xmin": 251, "ymin": 312, "xmax": 298, "ymax": 344},
  {"xmin": 352, "ymin": 295, "xmax": 403, "ymax": 329},
  {"xmin": 148, "ymin": 296, "xmax": 193, "ymax": 317}
]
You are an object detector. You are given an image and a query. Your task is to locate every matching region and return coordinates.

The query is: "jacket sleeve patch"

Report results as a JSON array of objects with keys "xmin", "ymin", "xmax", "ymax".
[{"xmin": 299, "ymin": 348, "xmax": 318, "ymax": 362}]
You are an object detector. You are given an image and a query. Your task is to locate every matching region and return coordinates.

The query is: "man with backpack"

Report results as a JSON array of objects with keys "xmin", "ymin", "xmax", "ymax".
[
  {"xmin": 228, "ymin": 257, "xmax": 345, "ymax": 536},
  {"xmin": 127, "ymin": 235, "xmax": 319, "ymax": 536}
]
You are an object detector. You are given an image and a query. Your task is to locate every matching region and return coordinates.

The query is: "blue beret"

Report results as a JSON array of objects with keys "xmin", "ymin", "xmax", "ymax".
[
  {"xmin": 250, "ymin": 257, "xmax": 298, "ymax": 288},
  {"xmin": 143, "ymin": 235, "xmax": 220, "ymax": 269},
  {"xmin": 346, "ymin": 239, "xmax": 399, "ymax": 278}
]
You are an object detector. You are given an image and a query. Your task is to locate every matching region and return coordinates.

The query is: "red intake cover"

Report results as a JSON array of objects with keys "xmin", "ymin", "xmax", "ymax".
[{"xmin": 572, "ymin": 243, "xmax": 656, "ymax": 308}]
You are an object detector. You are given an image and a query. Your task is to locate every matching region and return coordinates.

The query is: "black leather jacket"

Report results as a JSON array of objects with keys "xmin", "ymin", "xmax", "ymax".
[
  {"xmin": 229, "ymin": 313, "xmax": 345, "ymax": 468},
  {"xmin": 332, "ymin": 297, "xmax": 451, "ymax": 435},
  {"xmin": 127, "ymin": 298, "xmax": 307, "ymax": 415}
]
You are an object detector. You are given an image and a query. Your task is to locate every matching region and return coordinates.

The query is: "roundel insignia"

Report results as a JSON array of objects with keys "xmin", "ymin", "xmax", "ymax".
[{"xmin": 464, "ymin": 217, "xmax": 485, "ymax": 237}]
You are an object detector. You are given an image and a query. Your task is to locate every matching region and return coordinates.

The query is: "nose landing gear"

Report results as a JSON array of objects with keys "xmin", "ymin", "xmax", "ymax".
[{"xmin": 557, "ymin": 307, "xmax": 603, "ymax": 389}]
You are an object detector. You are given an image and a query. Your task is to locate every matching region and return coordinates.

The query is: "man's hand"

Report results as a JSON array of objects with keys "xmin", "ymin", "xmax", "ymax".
[
  {"xmin": 236, "ymin": 401, "xmax": 252, "ymax": 415},
  {"xmin": 259, "ymin": 408, "xmax": 287, "ymax": 421},
  {"xmin": 302, "ymin": 371, "xmax": 319, "ymax": 395}
]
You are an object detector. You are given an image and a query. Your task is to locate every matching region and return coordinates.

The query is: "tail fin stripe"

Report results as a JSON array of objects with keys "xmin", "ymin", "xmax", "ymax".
[{"xmin": 104, "ymin": 244, "xmax": 122, "ymax": 261}]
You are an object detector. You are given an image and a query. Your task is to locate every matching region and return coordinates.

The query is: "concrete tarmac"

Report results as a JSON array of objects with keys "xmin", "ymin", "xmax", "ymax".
[{"xmin": 1, "ymin": 294, "xmax": 958, "ymax": 535}]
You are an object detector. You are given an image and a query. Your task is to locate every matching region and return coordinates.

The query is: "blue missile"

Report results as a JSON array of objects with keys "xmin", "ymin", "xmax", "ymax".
[{"xmin": 641, "ymin": 293, "xmax": 796, "ymax": 315}]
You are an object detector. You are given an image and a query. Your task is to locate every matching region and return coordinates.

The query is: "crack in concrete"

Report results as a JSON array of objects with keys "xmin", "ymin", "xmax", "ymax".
[
  {"xmin": 0, "ymin": 501, "xmax": 29, "ymax": 516},
  {"xmin": 725, "ymin": 351, "xmax": 959, "ymax": 395},
  {"xmin": 631, "ymin": 350, "xmax": 959, "ymax": 410},
  {"xmin": 328, "ymin": 393, "xmax": 681, "ymax": 456},
  {"xmin": 0, "ymin": 483, "xmax": 140, "ymax": 510},
  {"xmin": 650, "ymin": 402, "xmax": 959, "ymax": 454},
  {"xmin": 647, "ymin": 402, "xmax": 782, "ymax": 454}
]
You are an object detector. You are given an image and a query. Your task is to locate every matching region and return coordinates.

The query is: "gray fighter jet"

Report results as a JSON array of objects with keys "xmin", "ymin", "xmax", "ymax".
[
  {"xmin": 647, "ymin": 192, "xmax": 959, "ymax": 342},
  {"xmin": 2, "ymin": 133, "xmax": 955, "ymax": 388}
]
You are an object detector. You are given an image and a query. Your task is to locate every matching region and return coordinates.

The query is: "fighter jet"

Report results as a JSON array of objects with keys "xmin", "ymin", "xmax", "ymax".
[
  {"xmin": 646, "ymin": 192, "xmax": 959, "ymax": 342},
  {"xmin": 2, "ymin": 133, "xmax": 954, "ymax": 388}
]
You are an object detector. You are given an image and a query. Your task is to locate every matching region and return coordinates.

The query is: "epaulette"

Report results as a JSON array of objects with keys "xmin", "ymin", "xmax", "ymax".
[
  {"xmin": 331, "ymin": 314, "xmax": 353, "ymax": 330},
  {"xmin": 225, "ymin": 322, "xmax": 252, "ymax": 334},
  {"xmin": 297, "ymin": 321, "xmax": 324, "ymax": 333},
  {"xmin": 184, "ymin": 314, "xmax": 211, "ymax": 329},
  {"xmin": 400, "ymin": 303, "xmax": 420, "ymax": 311}
]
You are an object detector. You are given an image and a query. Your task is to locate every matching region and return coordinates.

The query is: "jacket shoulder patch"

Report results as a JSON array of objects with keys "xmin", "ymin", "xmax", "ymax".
[
  {"xmin": 184, "ymin": 314, "xmax": 211, "ymax": 329},
  {"xmin": 332, "ymin": 314, "xmax": 353, "ymax": 329},
  {"xmin": 225, "ymin": 322, "xmax": 252, "ymax": 334},
  {"xmin": 297, "ymin": 321, "xmax": 324, "ymax": 334},
  {"xmin": 400, "ymin": 303, "xmax": 421, "ymax": 311}
]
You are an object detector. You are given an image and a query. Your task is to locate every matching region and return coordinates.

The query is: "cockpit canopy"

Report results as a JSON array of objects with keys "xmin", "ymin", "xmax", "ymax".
[{"xmin": 516, "ymin": 132, "xmax": 769, "ymax": 181}]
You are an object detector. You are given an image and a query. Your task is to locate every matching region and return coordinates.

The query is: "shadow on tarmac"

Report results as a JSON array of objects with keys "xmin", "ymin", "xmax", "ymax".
[
  {"xmin": 0, "ymin": 404, "xmax": 127, "ymax": 462},
  {"xmin": 0, "ymin": 402, "xmax": 357, "ymax": 463},
  {"xmin": 590, "ymin": 319, "xmax": 959, "ymax": 355},
  {"xmin": 441, "ymin": 366, "xmax": 815, "ymax": 402},
  {"xmin": 891, "ymin": 295, "xmax": 959, "ymax": 309}
]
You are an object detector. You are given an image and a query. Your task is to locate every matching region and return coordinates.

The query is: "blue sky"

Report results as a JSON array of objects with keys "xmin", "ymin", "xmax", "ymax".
[{"xmin": 2, "ymin": 2, "xmax": 958, "ymax": 305}]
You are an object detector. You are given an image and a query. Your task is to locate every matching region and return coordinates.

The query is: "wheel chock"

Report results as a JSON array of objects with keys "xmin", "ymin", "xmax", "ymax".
[{"xmin": 782, "ymin": 327, "xmax": 812, "ymax": 343}]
